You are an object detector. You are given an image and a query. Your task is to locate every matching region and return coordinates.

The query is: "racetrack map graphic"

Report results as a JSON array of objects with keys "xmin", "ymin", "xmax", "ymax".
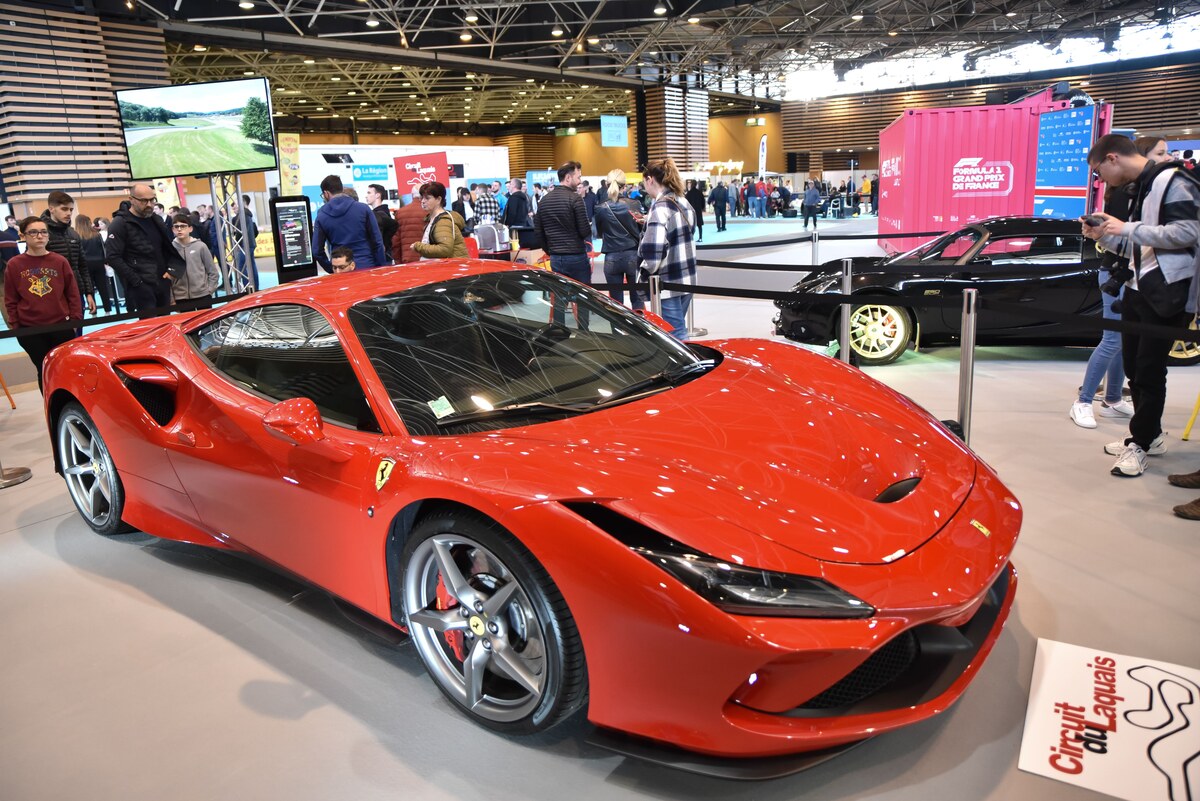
[{"xmin": 1020, "ymin": 639, "xmax": 1200, "ymax": 800}]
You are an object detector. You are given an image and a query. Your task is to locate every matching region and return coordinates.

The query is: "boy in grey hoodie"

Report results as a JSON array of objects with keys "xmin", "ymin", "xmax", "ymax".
[{"xmin": 170, "ymin": 214, "xmax": 220, "ymax": 303}]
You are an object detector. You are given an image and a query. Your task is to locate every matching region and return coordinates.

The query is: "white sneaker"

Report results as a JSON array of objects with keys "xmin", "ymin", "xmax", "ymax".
[
  {"xmin": 1111, "ymin": 443, "xmax": 1148, "ymax": 477},
  {"xmin": 1104, "ymin": 432, "xmax": 1167, "ymax": 456},
  {"xmin": 1070, "ymin": 402, "xmax": 1097, "ymax": 429},
  {"xmin": 1098, "ymin": 399, "xmax": 1134, "ymax": 418}
]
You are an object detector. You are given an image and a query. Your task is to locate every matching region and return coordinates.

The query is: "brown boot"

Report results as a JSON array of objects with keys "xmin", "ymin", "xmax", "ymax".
[
  {"xmin": 1173, "ymin": 497, "xmax": 1200, "ymax": 520},
  {"xmin": 1167, "ymin": 469, "xmax": 1200, "ymax": 489}
]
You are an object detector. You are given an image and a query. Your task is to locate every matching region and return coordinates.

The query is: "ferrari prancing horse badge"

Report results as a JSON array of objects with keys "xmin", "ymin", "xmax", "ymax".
[{"xmin": 375, "ymin": 458, "xmax": 395, "ymax": 491}]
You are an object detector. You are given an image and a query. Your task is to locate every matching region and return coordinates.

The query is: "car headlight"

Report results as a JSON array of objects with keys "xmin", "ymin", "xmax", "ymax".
[{"xmin": 635, "ymin": 548, "xmax": 875, "ymax": 618}]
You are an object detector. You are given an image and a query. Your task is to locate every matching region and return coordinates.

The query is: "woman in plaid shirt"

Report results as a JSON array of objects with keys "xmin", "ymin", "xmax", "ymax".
[{"xmin": 638, "ymin": 158, "xmax": 696, "ymax": 340}]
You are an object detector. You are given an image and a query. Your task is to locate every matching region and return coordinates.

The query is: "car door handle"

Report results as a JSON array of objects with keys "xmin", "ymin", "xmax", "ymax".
[{"xmin": 176, "ymin": 429, "xmax": 196, "ymax": 447}]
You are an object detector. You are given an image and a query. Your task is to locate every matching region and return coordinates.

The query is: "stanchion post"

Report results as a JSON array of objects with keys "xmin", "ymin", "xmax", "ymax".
[
  {"xmin": 0, "ymin": 452, "xmax": 32, "ymax": 489},
  {"xmin": 649, "ymin": 274, "xmax": 663, "ymax": 318},
  {"xmin": 958, "ymin": 288, "xmax": 979, "ymax": 447},
  {"xmin": 686, "ymin": 291, "xmax": 707, "ymax": 339},
  {"xmin": 811, "ymin": 230, "xmax": 820, "ymax": 267},
  {"xmin": 839, "ymin": 257, "xmax": 853, "ymax": 365}
]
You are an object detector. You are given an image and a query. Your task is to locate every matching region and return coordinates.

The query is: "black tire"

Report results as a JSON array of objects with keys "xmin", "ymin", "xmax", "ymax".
[
  {"xmin": 844, "ymin": 302, "xmax": 913, "ymax": 366},
  {"xmin": 56, "ymin": 401, "xmax": 131, "ymax": 535},
  {"xmin": 400, "ymin": 510, "xmax": 587, "ymax": 734},
  {"xmin": 1169, "ymin": 315, "xmax": 1200, "ymax": 366}
]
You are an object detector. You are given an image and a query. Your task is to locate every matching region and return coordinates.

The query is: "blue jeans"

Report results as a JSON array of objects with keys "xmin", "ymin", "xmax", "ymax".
[
  {"xmin": 549, "ymin": 253, "xmax": 592, "ymax": 327},
  {"xmin": 602, "ymin": 250, "xmax": 642, "ymax": 309},
  {"xmin": 1079, "ymin": 271, "xmax": 1124, "ymax": 404},
  {"xmin": 753, "ymin": 197, "xmax": 767, "ymax": 218},
  {"xmin": 660, "ymin": 294, "xmax": 691, "ymax": 340}
]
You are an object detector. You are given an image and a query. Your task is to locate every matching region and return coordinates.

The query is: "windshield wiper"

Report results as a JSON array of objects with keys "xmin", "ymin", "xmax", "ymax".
[
  {"xmin": 596, "ymin": 360, "xmax": 714, "ymax": 406},
  {"xmin": 435, "ymin": 401, "xmax": 590, "ymax": 428}
]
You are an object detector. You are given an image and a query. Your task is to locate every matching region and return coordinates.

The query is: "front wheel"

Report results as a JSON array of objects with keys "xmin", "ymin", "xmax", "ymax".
[
  {"xmin": 56, "ymin": 402, "xmax": 130, "ymax": 535},
  {"xmin": 401, "ymin": 510, "xmax": 587, "ymax": 734},
  {"xmin": 846, "ymin": 303, "xmax": 912, "ymax": 365},
  {"xmin": 1169, "ymin": 315, "xmax": 1200, "ymax": 366}
]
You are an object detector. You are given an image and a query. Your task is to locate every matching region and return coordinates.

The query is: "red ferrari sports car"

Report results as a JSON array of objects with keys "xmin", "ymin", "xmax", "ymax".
[{"xmin": 43, "ymin": 261, "xmax": 1020, "ymax": 778}]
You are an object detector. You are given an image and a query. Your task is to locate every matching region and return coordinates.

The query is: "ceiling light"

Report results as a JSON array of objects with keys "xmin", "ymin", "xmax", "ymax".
[
  {"xmin": 365, "ymin": 17, "xmax": 380, "ymax": 27},
  {"xmin": 192, "ymin": 44, "xmax": 207, "ymax": 52},
  {"xmin": 551, "ymin": 24, "xmax": 564, "ymax": 36},
  {"xmin": 460, "ymin": 32, "xmax": 473, "ymax": 41},
  {"xmin": 243, "ymin": 71, "xmax": 254, "ymax": 76},
  {"xmin": 465, "ymin": 11, "xmax": 479, "ymax": 23},
  {"xmin": 577, "ymin": 43, "xmax": 584, "ymax": 52},
  {"xmin": 648, "ymin": 51, "xmax": 657, "ymax": 56},
  {"xmin": 331, "ymin": 77, "xmax": 341, "ymax": 81},
  {"xmin": 304, "ymin": 58, "xmax": 315, "ymax": 64},
  {"xmin": 653, "ymin": 2, "xmax": 667, "ymax": 15},
  {"xmin": 298, "ymin": 99, "xmax": 307, "ymax": 104},
  {"xmin": 391, "ymin": 66, "xmax": 403, "ymax": 71},
  {"xmin": 625, "ymin": 89, "xmax": 632, "ymax": 93},
  {"xmin": 851, "ymin": 13, "xmax": 863, "ymax": 21},
  {"xmin": 727, "ymin": 102, "xmax": 734, "ymax": 106},
  {"xmin": 526, "ymin": 78, "xmax": 535, "ymax": 83},
  {"xmin": 360, "ymin": 101, "xmax": 368, "ymax": 106},
  {"xmin": 401, "ymin": 81, "xmax": 411, "ymax": 86},
  {"xmin": 1006, "ymin": 10, "xmax": 1016, "ymax": 16},
  {"xmin": 688, "ymin": 16, "xmax": 699, "ymax": 24},
  {"xmin": 587, "ymin": 37, "xmax": 600, "ymax": 44},
  {"xmin": 416, "ymin": 101, "xmax": 423, "ymax": 106},
  {"xmin": 465, "ymin": 87, "xmax": 473, "ymax": 91},
  {"xmin": 316, "ymin": 107, "xmax": 324, "ymax": 111},
  {"xmin": 467, "ymin": 73, "xmax": 476, "ymax": 78},
  {"xmin": 888, "ymin": 30, "xmax": 898, "ymax": 36},
  {"xmin": 238, "ymin": 1, "xmax": 254, "ymax": 8},
  {"xmin": 348, "ymin": 90, "xmax": 357, "ymax": 95},
  {"xmin": 409, "ymin": 94, "xmax": 417, "ymax": 98}
]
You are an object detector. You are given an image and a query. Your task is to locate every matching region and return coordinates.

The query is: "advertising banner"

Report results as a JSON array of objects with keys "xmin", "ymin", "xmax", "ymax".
[
  {"xmin": 277, "ymin": 132, "xmax": 302, "ymax": 196},
  {"xmin": 1019, "ymin": 638, "xmax": 1200, "ymax": 801},
  {"xmin": 394, "ymin": 152, "xmax": 449, "ymax": 198},
  {"xmin": 351, "ymin": 164, "xmax": 390, "ymax": 183},
  {"xmin": 151, "ymin": 177, "xmax": 184, "ymax": 211},
  {"xmin": 600, "ymin": 115, "xmax": 628, "ymax": 148},
  {"xmin": 1032, "ymin": 106, "xmax": 1097, "ymax": 219},
  {"xmin": 758, "ymin": 134, "xmax": 767, "ymax": 176}
]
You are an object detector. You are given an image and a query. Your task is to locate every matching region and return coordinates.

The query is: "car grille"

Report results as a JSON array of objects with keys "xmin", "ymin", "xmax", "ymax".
[{"xmin": 798, "ymin": 631, "xmax": 919, "ymax": 710}]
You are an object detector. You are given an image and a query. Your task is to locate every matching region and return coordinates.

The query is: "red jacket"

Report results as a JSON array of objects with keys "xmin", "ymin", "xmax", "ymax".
[
  {"xmin": 392, "ymin": 201, "xmax": 428, "ymax": 264},
  {"xmin": 4, "ymin": 251, "xmax": 82, "ymax": 328}
]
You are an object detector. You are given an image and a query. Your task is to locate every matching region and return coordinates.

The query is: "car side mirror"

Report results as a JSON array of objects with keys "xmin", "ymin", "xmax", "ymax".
[
  {"xmin": 263, "ymin": 397, "xmax": 352, "ymax": 462},
  {"xmin": 264, "ymin": 397, "xmax": 325, "ymax": 445}
]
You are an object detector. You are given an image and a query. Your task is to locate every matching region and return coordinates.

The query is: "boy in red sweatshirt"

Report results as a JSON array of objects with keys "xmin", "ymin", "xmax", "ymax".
[{"xmin": 4, "ymin": 216, "xmax": 81, "ymax": 391}]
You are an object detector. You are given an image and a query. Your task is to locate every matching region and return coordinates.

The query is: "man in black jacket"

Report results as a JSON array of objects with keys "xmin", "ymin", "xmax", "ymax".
[
  {"xmin": 42, "ymin": 191, "xmax": 96, "ymax": 314},
  {"xmin": 105, "ymin": 183, "xmax": 184, "ymax": 316},
  {"xmin": 533, "ymin": 162, "xmax": 591, "ymax": 284},
  {"xmin": 367, "ymin": 184, "xmax": 397, "ymax": 264},
  {"xmin": 502, "ymin": 178, "xmax": 532, "ymax": 233}
]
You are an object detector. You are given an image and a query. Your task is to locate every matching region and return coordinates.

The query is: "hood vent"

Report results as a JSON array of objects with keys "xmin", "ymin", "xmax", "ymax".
[{"xmin": 873, "ymin": 477, "xmax": 921, "ymax": 504}]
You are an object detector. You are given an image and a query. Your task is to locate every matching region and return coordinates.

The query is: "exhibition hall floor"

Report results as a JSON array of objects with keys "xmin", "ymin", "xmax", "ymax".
[{"xmin": 2, "ymin": 228, "xmax": 1198, "ymax": 801}]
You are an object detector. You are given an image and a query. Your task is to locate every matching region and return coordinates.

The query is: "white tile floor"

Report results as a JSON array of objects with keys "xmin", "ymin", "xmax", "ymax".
[{"xmin": 1, "ymin": 246, "xmax": 1198, "ymax": 800}]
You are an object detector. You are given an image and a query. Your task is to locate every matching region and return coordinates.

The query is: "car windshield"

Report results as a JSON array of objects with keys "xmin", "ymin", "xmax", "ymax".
[
  {"xmin": 348, "ymin": 270, "xmax": 711, "ymax": 435},
  {"xmin": 891, "ymin": 228, "xmax": 983, "ymax": 263}
]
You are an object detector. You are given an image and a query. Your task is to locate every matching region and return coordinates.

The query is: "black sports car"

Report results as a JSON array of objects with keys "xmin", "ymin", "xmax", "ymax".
[{"xmin": 774, "ymin": 216, "xmax": 1200, "ymax": 366}]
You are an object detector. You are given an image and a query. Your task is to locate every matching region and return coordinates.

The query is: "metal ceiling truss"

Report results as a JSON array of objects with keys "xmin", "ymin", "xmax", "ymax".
[{"xmin": 53, "ymin": 0, "xmax": 1200, "ymax": 129}]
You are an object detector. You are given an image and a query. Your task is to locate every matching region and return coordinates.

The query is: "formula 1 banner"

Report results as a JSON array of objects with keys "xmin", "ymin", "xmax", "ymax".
[
  {"xmin": 394, "ymin": 152, "xmax": 449, "ymax": 198},
  {"xmin": 1019, "ymin": 639, "xmax": 1200, "ymax": 801}
]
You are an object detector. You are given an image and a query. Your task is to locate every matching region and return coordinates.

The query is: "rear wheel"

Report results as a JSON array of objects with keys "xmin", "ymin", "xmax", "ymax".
[
  {"xmin": 1169, "ymin": 315, "xmax": 1200, "ymax": 366},
  {"xmin": 847, "ymin": 303, "xmax": 912, "ymax": 365},
  {"xmin": 401, "ymin": 510, "xmax": 587, "ymax": 734},
  {"xmin": 56, "ymin": 402, "xmax": 130, "ymax": 535}
]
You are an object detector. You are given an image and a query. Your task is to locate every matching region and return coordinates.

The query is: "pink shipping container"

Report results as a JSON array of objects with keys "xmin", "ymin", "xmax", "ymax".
[{"xmin": 878, "ymin": 87, "xmax": 1071, "ymax": 254}]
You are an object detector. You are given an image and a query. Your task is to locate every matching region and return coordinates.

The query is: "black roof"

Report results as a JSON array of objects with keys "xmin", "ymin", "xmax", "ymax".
[{"xmin": 971, "ymin": 216, "xmax": 1084, "ymax": 236}]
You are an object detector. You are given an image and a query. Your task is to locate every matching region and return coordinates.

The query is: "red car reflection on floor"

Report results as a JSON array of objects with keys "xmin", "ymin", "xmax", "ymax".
[{"xmin": 43, "ymin": 261, "xmax": 1019, "ymax": 778}]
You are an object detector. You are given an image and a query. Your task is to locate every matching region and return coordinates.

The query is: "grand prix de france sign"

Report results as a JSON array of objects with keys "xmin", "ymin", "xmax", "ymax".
[
  {"xmin": 950, "ymin": 157, "xmax": 1014, "ymax": 197},
  {"xmin": 1019, "ymin": 639, "xmax": 1200, "ymax": 801}
]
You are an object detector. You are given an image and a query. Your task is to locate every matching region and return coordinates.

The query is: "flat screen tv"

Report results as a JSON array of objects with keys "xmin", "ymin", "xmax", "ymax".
[{"xmin": 116, "ymin": 77, "xmax": 278, "ymax": 180}]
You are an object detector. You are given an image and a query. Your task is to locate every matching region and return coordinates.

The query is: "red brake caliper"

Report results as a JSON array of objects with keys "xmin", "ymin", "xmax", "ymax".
[{"xmin": 436, "ymin": 575, "xmax": 467, "ymax": 661}]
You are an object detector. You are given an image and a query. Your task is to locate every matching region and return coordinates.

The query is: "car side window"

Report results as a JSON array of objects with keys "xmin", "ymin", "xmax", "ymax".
[
  {"xmin": 187, "ymin": 304, "xmax": 381, "ymax": 433},
  {"xmin": 928, "ymin": 231, "xmax": 979, "ymax": 261},
  {"xmin": 975, "ymin": 234, "xmax": 1083, "ymax": 264}
]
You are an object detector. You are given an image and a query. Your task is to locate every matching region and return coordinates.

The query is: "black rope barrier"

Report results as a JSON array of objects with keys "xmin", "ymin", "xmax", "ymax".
[
  {"xmin": 0, "ymin": 292, "xmax": 250, "ymax": 340},
  {"xmin": 694, "ymin": 228, "xmax": 948, "ymax": 250}
]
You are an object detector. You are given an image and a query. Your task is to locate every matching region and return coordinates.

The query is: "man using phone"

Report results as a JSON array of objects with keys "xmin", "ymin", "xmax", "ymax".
[{"xmin": 1083, "ymin": 134, "xmax": 1200, "ymax": 478}]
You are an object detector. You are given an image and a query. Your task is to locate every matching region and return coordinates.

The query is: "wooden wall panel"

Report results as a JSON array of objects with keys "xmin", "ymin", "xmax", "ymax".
[
  {"xmin": 644, "ymin": 85, "xmax": 708, "ymax": 168},
  {"xmin": 782, "ymin": 60, "xmax": 1200, "ymax": 162},
  {"xmin": 495, "ymin": 133, "xmax": 556, "ymax": 178},
  {"xmin": 0, "ymin": 5, "xmax": 168, "ymax": 203}
]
